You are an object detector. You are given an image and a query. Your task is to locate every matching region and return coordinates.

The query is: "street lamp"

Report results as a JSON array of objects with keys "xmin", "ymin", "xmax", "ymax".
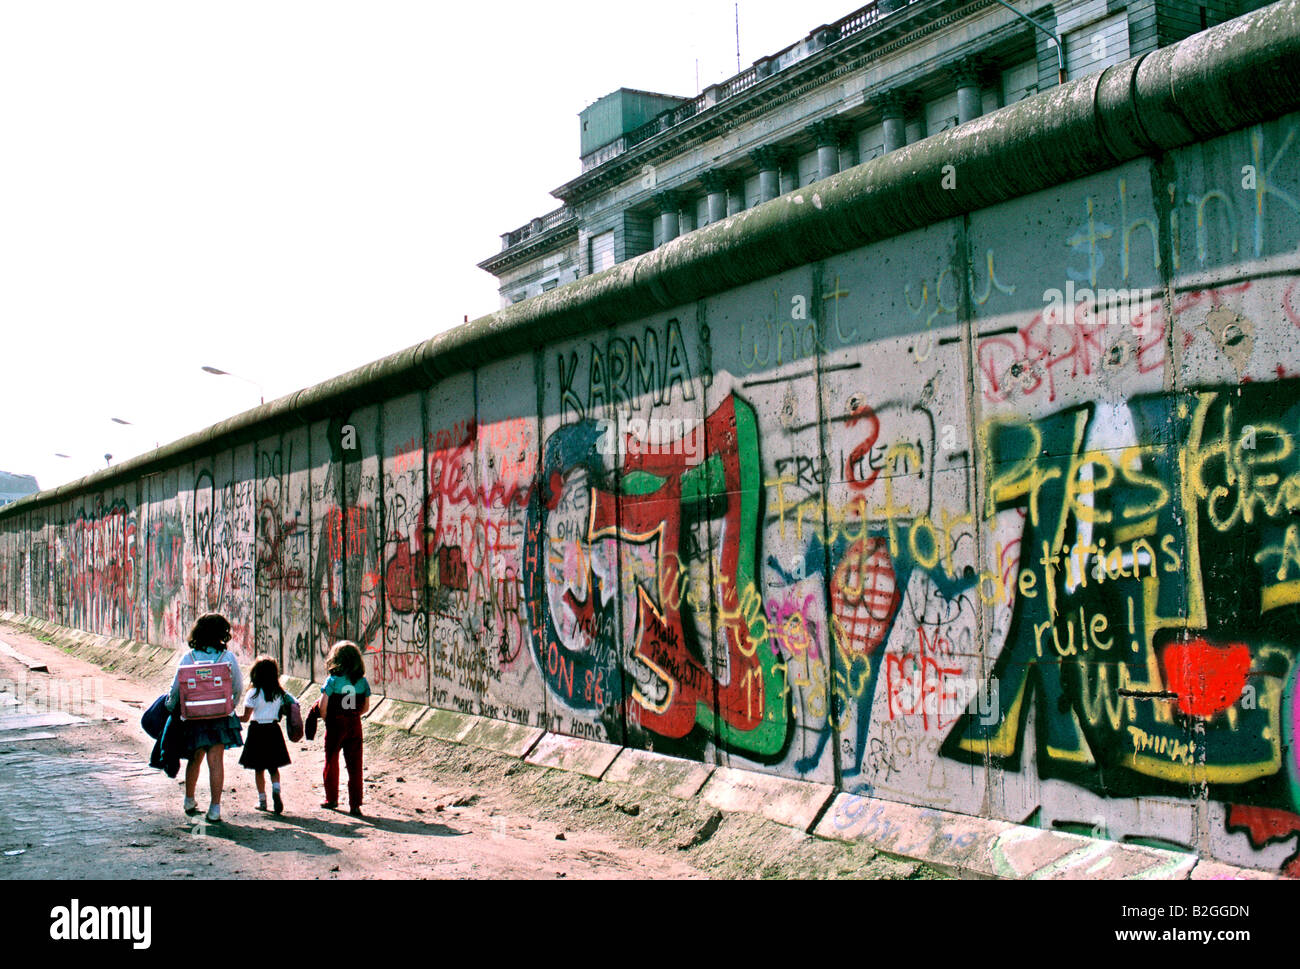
[
  {"xmin": 987, "ymin": 0, "xmax": 1067, "ymax": 84},
  {"xmin": 110, "ymin": 417, "xmax": 160, "ymax": 449},
  {"xmin": 201, "ymin": 365, "xmax": 264, "ymax": 405}
]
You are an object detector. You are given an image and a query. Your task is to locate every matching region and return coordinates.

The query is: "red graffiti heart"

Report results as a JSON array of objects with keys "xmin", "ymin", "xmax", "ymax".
[{"xmin": 1160, "ymin": 639, "xmax": 1251, "ymax": 718}]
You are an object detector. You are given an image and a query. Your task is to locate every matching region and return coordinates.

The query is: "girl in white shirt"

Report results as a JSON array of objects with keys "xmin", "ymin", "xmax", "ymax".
[{"xmin": 238, "ymin": 656, "xmax": 292, "ymax": 813}]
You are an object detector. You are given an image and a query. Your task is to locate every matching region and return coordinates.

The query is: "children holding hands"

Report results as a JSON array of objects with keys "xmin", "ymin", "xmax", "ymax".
[{"xmin": 162, "ymin": 631, "xmax": 371, "ymax": 822}]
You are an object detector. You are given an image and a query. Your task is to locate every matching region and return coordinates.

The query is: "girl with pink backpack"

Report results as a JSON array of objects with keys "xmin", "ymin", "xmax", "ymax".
[{"xmin": 166, "ymin": 613, "xmax": 244, "ymax": 822}]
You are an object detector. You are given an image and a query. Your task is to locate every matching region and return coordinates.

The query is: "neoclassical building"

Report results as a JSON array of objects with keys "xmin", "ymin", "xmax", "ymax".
[{"xmin": 480, "ymin": 0, "xmax": 1261, "ymax": 305}]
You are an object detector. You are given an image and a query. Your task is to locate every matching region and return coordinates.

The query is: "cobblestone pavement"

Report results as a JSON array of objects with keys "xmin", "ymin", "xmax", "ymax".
[
  {"xmin": 0, "ymin": 744, "xmax": 170, "ymax": 865},
  {"xmin": 0, "ymin": 650, "xmax": 257, "ymax": 879}
]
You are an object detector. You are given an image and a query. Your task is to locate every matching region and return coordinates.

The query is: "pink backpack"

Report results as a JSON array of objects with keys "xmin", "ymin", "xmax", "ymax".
[{"xmin": 177, "ymin": 658, "xmax": 234, "ymax": 720}]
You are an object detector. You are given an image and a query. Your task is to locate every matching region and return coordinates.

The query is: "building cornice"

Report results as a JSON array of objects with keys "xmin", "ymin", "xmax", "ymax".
[
  {"xmin": 477, "ymin": 220, "xmax": 579, "ymax": 275},
  {"xmin": 551, "ymin": 0, "xmax": 998, "ymax": 204}
]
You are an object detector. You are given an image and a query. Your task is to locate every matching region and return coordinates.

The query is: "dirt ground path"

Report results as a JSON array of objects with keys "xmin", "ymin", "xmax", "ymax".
[{"xmin": 0, "ymin": 622, "xmax": 943, "ymax": 880}]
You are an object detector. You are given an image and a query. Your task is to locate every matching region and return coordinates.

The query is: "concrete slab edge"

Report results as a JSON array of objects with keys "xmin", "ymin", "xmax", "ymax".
[
  {"xmin": 813, "ymin": 791, "xmax": 1277, "ymax": 881},
  {"xmin": 409, "ymin": 707, "xmax": 481, "ymax": 743},
  {"xmin": 461, "ymin": 718, "xmax": 546, "ymax": 758},
  {"xmin": 525, "ymin": 732, "xmax": 622, "ymax": 779},
  {"xmin": 0, "ymin": 616, "xmax": 182, "ymax": 675},
  {"xmin": 701, "ymin": 766, "xmax": 835, "ymax": 833},
  {"xmin": 0, "ymin": 639, "xmax": 49, "ymax": 672},
  {"xmin": 604, "ymin": 747, "xmax": 716, "ymax": 800}
]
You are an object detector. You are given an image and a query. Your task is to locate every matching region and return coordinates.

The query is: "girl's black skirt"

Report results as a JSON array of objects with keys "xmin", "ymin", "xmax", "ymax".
[{"xmin": 238, "ymin": 721, "xmax": 291, "ymax": 770}]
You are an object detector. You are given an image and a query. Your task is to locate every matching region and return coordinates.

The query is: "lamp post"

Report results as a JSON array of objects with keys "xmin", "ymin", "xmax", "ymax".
[
  {"xmin": 201, "ymin": 365, "xmax": 264, "ymax": 405},
  {"xmin": 987, "ymin": 0, "xmax": 1067, "ymax": 84},
  {"xmin": 110, "ymin": 417, "xmax": 160, "ymax": 449}
]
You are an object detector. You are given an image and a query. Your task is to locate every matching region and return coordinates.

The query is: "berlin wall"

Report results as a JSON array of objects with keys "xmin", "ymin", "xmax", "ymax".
[{"xmin": 3, "ymin": 0, "xmax": 1300, "ymax": 874}]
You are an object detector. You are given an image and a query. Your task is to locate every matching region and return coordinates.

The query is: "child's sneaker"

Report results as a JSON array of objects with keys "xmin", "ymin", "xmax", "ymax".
[
  {"xmin": 272, "ymin": 792, "xmax": 283, "ymax": 814},
  {"xmin": 206, "ymin": 804, "xmax": 222, "ymax": 823},
  {"xmin": 349, "ymin": 805, "xmax": 363, "ymax": 817},
  {"xmin": 183, "ymin": 796, "xmax": 199, "ymax": 815},
  {"xmin": 256, "ymin": 796, "xmax": 268, "ymax": 811}
]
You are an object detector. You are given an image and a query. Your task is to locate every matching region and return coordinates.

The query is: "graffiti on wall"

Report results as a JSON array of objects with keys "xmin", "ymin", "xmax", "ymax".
[
  {"xmin": 67, "ymin": 500, "xmax": 138, "ymax": 640},
  {"xmin": 940, "ymin": 383, "xmax": 1300, "ymax": 873},
  {"xmin": 526, "ymin": 392, "xmax": 790, "ymax": 755}
]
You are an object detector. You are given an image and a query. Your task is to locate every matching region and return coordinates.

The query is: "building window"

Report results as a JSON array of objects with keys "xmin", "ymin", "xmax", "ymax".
[
  {"xmin": 798, "ymin": 151, "xmax": 820, "ymax": 186},
  {"xmin": 588, "ymin": 230, "xmax": 615, "ymax": 274},
  {"xmin": 1001, "ymin": 60, "xmax": 1038, "ymax": 104},
  {"xmin": 542, "ymin": 279, "xmax": 559, "ymax": 292},
  {"xmin": 1064, "ymin": 13, "xmax": 1131, "ymax": 79},
  {"xmin": 925, "ymin": 92, "xmax": 960, "ymax": 133}
]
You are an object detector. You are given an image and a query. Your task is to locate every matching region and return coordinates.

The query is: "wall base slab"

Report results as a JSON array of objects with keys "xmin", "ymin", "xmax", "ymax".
[
  {"xmin": 525, "ymin": 733, "xmax": 621, "ymax": 779},
  {"xmin": 701, "ymin": 766, "xmax": 834, "ymax": 832},
  {"xmin": 604, "ymin": 747, "xmax": 715, "ymax": 799}
]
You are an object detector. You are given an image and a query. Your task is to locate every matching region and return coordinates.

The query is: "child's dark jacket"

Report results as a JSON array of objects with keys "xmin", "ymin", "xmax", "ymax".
[{"xmin": 143, "ymin": 694, "xmax": 190, "ymax": 777}]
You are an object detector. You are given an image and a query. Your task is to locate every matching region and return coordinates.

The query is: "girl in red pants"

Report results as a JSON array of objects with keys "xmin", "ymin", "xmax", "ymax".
[{"xmin": 318, "ymin": 641, "xmax": 371, "ymax": 817}]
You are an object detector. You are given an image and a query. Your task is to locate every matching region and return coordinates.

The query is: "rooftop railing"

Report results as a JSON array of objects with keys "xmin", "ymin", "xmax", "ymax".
[
  {"xmin": 499, "ymin": 205, "xmax": 577, "ymax": 251},
  {"xmin": 601, "ymin": 0, "xmax": 911, "ymax": 162}
]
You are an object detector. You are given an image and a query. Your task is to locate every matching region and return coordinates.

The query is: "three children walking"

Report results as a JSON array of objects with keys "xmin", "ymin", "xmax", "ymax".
[{"xmin": 164, "ymin": 613, "xmax": 369, "ymax": 821}]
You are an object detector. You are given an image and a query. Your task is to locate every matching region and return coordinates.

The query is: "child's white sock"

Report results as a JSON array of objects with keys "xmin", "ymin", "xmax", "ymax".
[{"xmin": 272, "ymin": 782, "xmax": 281, "ymax": 792}]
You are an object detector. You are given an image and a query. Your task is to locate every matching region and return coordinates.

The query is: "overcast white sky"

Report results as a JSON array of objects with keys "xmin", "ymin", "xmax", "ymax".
[{"xmin": 2, "ymin": 0, "xmax": 859, "ymax": 491}]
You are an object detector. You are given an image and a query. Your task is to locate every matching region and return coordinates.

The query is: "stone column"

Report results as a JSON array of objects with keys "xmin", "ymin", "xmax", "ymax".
[
  {"xmin": 806, "ymin": 119, "xmax": 847, "ymax": 182},
  {"xmin": 701, "ymin": 170, "xmax": 730, "ymax": 225},
  {"xmin": 952, "ymin": 57, "xmax": 984, "ymax": 124},
  {"xmin": 880, "ymin": 92, "xmax": 907, "ymax": 154},
  {"xmin": 655, "ymin": 190, "xmax": 680, "ymax": 244},
  {"xmin": 750, "ymin": 146, "xmax": 782, "ymax": 202}
]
